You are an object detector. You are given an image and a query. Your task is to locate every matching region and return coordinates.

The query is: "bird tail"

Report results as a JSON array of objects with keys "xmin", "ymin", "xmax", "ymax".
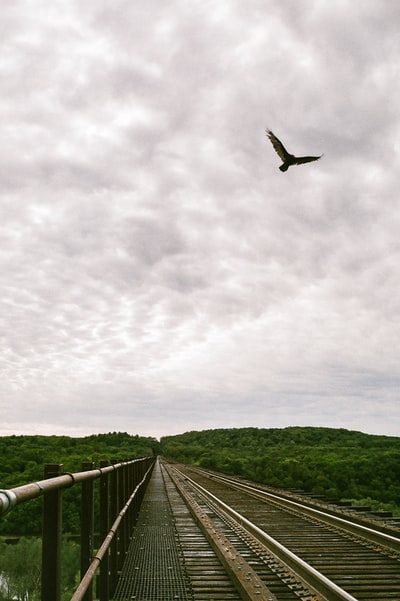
[{"xmin": 279, "ymin": 163, "xmax": 289, "ymax": 172}]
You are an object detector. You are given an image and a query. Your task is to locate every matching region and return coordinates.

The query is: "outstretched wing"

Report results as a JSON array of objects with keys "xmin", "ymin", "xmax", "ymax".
[
  {"xmin": 266, "ymin": 130, "xmax": 290, "ymax": 161},
  {"xmin": 293, "ymin": 155, "xmax": 322, "ymax": 165}
]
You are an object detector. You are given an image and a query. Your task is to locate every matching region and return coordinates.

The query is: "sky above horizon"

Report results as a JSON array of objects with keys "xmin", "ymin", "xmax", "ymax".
[{"xmin": 1, "ymin": 1, "xmax": 400, "ymax": 440}]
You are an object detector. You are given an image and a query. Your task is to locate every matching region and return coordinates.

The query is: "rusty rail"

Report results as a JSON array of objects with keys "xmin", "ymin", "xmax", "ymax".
[
  {"xmin": 0, "ymin": 455, "xmax": 156, "ymax": 601},
  {"xmin": 169, "ymin": 464, "xmax": 359, "ymax": 601}
]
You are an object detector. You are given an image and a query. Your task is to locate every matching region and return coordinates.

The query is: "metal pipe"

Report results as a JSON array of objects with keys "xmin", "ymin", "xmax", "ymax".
[
  {"xmin": 0, "ymin": 458, "xmax": 146, "ymax": 515},
  {"xmin": 0, "ymin": 489, "xmax": 17, "ymax": 515}
]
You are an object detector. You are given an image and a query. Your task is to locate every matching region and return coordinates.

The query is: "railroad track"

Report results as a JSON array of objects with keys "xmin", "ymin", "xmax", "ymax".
[{"xmin": 162, "ymin": 461, "xmax": 400, "ymax": 601}]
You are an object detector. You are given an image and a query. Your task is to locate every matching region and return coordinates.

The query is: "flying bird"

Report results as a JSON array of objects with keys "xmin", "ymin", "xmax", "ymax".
[{"xmin": 266, "ymin": 130, "xmax": 322, "ymax": 172}]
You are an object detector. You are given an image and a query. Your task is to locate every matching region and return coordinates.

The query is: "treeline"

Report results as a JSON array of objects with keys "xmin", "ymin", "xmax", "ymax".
[
  {"xmin": 160, "ymin": 427, "xmax": 400, "ymax": 513},
  {"xmin": 2, "ymin": 427, "xmax": 400, "ymax": 537},
  {"xmin": 0, "ymin": 432, "xmax": 159, "ymax": 535}
]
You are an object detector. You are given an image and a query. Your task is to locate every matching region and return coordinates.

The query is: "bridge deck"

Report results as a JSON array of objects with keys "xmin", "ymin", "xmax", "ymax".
[
  {"xmin": 112, "ymin": 459, "xmax": 191, "ymax": 600},
  {"xmin": 112, "ymin": 459, "xmax": 241, "ymax": 601}
]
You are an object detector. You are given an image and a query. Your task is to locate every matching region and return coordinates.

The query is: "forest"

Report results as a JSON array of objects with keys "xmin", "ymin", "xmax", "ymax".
[
  {"xmin": 160, "ymin": 426, "xmax": 400, "ymax": 514},
  {"xmin": 1, "ymin": 427, "xmax": 400, "ymax": 537},
  {"xmin": 0, "ymin": 431, "xmax": 159, "ymax": 536}
]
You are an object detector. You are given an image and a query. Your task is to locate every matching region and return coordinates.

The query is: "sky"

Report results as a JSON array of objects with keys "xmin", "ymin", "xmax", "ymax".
[{"xmin": 1, "ymin": 1, "xmax": 400, "ymax": 441}]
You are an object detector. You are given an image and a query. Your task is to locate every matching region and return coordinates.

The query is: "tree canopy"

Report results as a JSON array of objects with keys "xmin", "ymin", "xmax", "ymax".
[
  {"xmin": 160, "ymin": 426, "xmax": 400, "ymax": 513},
  {"xmin": 0, "ymin": 432, "xmax": 159, "ymax": 535}
]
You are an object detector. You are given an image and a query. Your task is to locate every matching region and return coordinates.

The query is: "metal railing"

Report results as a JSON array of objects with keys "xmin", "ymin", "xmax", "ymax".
[{"xmin": 0, "ymin": 456, "xmax": 156, "ymax": 601}]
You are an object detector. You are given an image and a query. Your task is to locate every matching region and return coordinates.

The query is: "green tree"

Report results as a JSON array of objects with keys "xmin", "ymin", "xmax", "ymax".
[
  {"xmin": 61, "ymin": 537, "xmax": 80, "ymax": 600},
  {"xmin": 0, "ymin": 537, "xmax": 41, "ymax": 600},
  {"xmin": 0, "ymin": 537, "xmax": 80, "ymax": 601}
]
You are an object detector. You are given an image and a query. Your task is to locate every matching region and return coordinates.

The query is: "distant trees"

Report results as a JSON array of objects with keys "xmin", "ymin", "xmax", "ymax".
[
  {"xmin": 0, "ymin": 432, "xmax": 159, "ymax": 536},
  {"xmin": 160, "ymin": 427, "xmax": 400, "ymax": 514}
]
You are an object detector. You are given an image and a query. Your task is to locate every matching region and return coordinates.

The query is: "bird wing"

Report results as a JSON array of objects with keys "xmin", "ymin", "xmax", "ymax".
[
  {"xmin": 266, "ymin": 130, "xmax": 290, "ymax": 161},
  {"xmin": 293, "ymin": 155, "xmax": 322, "ymax": 165}
]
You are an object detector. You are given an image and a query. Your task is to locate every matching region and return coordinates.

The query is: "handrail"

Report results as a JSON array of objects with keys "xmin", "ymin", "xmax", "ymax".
[
  {"xmin": 70, "ymin": 461, "xmax": 154, "ymax": 601},
  {"xmin": 0, "ymin": 459, "xmax": 139, "ymax": 515},
  {"xmin": 0, "ymin": 455, "xmax": 156, "ymax": 601}
]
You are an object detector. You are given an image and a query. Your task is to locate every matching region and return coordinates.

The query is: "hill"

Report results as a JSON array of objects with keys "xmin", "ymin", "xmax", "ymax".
[{"xmin": 160, "ymin": 426, "xmax": 400, "ymax": 513}]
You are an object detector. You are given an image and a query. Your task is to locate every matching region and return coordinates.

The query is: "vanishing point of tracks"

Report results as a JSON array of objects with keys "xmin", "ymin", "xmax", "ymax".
[{"xmin": 162, "ymin": 460, "xmax": 400, "ymax": 601}]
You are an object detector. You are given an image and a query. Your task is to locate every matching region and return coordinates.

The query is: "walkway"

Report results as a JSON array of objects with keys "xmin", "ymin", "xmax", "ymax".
[{"xmin": 112, "ymin": 459, "xmax": 191, "ymax": 601}]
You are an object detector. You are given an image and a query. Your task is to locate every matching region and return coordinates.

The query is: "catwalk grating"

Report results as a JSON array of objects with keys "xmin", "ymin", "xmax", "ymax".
[{"xmin": 112, "ymin": 461, "xmax": 191, "ymax": 601}]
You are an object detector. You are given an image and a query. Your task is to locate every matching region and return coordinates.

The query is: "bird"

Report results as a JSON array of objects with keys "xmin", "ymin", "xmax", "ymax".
[{"xmin": 266, "ymin": 129, "xmax": 322, "ymax": 172}]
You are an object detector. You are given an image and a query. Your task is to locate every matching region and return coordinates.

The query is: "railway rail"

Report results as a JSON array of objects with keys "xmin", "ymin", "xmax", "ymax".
[{"xmin": 159, "ymin": 460, "xmax": 400, "ymax": 601}]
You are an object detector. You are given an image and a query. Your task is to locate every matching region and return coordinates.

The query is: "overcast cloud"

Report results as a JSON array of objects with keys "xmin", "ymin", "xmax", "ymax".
[{"xmin": 1, "ymin": 0, "xmax": 400, "ymax": 440}]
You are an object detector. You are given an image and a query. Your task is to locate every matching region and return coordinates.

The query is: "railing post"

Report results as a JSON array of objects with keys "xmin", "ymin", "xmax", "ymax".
[
  {"xmin": 109, "ymin": 460, "xmax": 118, "ymax": 597},
  {"xmin": 98, "ymin": 460, "xmax": 109, "ymax": 601},
  {"xmin": 81, "ymin": 461, "xmax": 95, "ymax": 601},
  {"xmin": 123, "ymin": 462, "xmax": 130, "ymax": 553},
  {"xmin": 41, "ymin": 463, "xmax": 63, "ymax": 601},
  {"xmin": 117, "ymin": 464, "xmax": 126, "ymax": 569},
  {"xmin": 130, "ymin": 461, "xmax": 136, "ymax": 527},
  {"xmin": 134, "ymin": 460, "xmax": 141, "ymax": 521}
]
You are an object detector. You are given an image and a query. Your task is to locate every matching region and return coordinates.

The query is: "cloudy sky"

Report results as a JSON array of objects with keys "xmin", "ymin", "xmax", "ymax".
[{"xmin": 1, "ymin": 1, "xmax": 400, "ymax": 440}]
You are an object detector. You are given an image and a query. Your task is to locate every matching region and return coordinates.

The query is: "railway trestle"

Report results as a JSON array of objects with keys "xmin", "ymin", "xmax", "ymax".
[{"xmin": 1, "ymin": 457, "xmax": 400, "ymax": 601}]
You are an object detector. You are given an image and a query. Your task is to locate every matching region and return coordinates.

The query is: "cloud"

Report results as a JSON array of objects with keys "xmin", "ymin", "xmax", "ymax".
[{"xmin": 1, "ymin": 1, "xmax": 400, "ymax": 440}]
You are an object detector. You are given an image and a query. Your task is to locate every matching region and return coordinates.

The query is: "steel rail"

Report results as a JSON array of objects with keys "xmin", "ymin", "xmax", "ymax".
[
  {"xmin": 195, "ymin": 469, "xmax": 400, "ymax": 554},
  {"xmin": 171, "ymin": 465, "xmax": 359, "ymax": 601},
  {"xmin": 163, "ymin": 463, "xmax": 280, "ymax": 601}
]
